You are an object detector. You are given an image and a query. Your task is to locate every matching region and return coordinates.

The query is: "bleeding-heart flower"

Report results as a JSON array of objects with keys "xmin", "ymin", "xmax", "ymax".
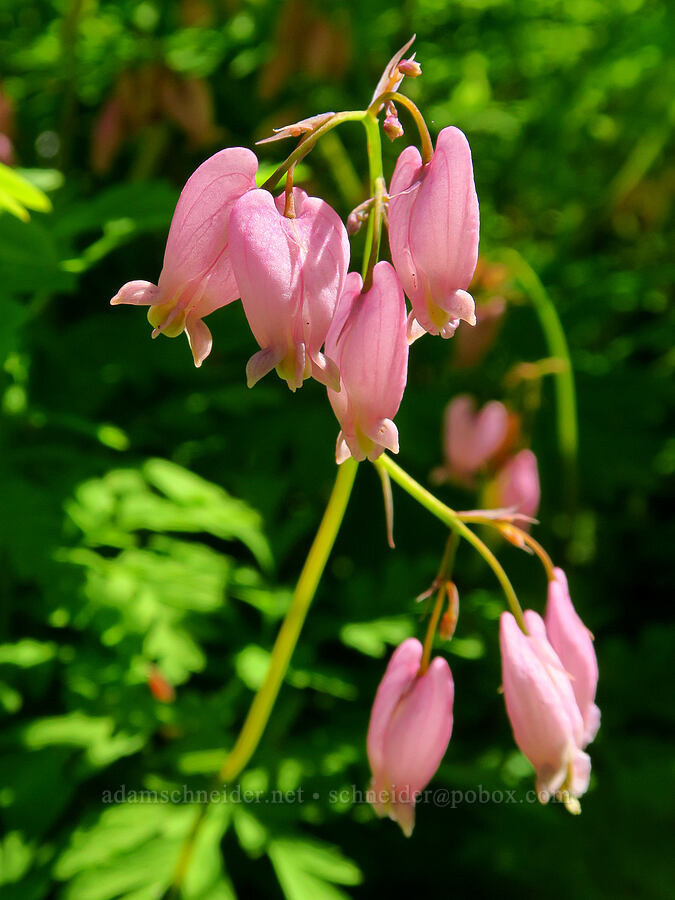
[
  {"xmin": 500, "ymin": 610, "xmax": 591, "ymax": 809},
  {"xmin": 325, "ymin": 261, "xmax": 408, "ymax": 463},
  {"xmin": 111, "ymin": 147, "xmax": 258, "ymax": 366},
  {"xmin": 388, "ymin": 126, "xmax": 479, "ymax": 341},
  {"xmin": 367, "ymin": 637, "xmax": 454, "ymax": 836},
  {"xmin": 229, "ymin": 186, "xmax": 349, "ymax": 391},
  {"xmin": 545, "ymin": 568, "xmax": 600, "ymax": 747},
  {"xmin": 443, "ymin": 394, "xmax": 510, "ymax": 479},
  {"xmin": 487, "ymin": 449, "xmax": 540, "ymax": 523}
]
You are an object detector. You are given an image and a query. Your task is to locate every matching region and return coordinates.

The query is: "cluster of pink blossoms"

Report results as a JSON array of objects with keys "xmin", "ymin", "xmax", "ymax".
[
  {"xmin": 111, "ymin": 121, "xmax": 478, "ymax": 463},
  {"xmin": 111, "ymin": 42, "xmax": 599, "ymax": 839},
  {"xmin": 368, "ymin": 567, "xmax": 600, "ymax": 833}
]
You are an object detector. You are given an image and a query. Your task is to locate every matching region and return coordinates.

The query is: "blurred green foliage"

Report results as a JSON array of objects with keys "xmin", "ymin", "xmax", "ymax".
[{"xmin": 0, "ymin": 0, "xmax": 673, "ymax": 898}]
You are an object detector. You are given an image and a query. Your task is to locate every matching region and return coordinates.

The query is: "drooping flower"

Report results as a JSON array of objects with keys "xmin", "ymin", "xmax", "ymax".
[
  {"xmin": 486, "ymin": 448, "xmax": 540, "ymax": 522},
  {"xmin": 228, "ymin": 186, "xmax": 349, "ymax": 391},
  {"xmin": 367, "ymin": 638, "xmax": 454, "ymax": 836},
  {"xmin": 500, "ymin": 610, "xmax": 591, "ymax": 809},
  {"xmin": 388, "ymin": 126, "xmax": 480, "ymax": 341},
  {"xmin": 325, "ymin": 261, "xmax": 408, "ymax": 462},
  {"xmin": 442, "ymin": 394, "xmax": 510, "ymax": 480},
  {"xmin": 111, "ymin": 147, "xmax": 258, "ymax": 366},
  {"xmin": 545, "ymin": 568, "xmax": 600, "ymax": 747}
]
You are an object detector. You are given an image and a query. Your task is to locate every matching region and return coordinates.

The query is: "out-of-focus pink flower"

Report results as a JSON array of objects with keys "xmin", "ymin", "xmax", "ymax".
[
  {"xmin": 229, "ymin": 186, "xmax": 349, "ymax": 391},
  {"xmin": 500, "ymin": 611, "xmax": 591, "ymax": 806},
  {"xmin": 111, "ymin": 148, "xmax": 258, "ymax": 366},
  {"xmin": 487, "ymin": 449, "xmax": 540, "ymax": 522},
  {"xmin": 326, "ymin": 261, "xmax": 408, "ymax": 463},
  {"xmin": 545, "ymin": 568, "xmax": 600, "ymax": 747},
  {"xmin": 388, "ymin": 126, "xmax": 479, "ymax": 341},
  {"xmin": 443, "ymin": 394, "xmax": 510, "ymax": 478},
  {"xmin": 367, "ymin": 638, "xmax": 454, "ymax": 836},
  {"xmin": 91, "ymin": 97, "xmax": 124, "ymax": 174},
  {"xmin": 0, "ymin": 84, "xmax": 16, "ymax": 165}
]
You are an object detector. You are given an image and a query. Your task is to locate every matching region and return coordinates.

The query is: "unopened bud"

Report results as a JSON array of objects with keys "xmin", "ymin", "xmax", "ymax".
[
  {"xmin": 398, "ymin": 58, "xmax": 422, "ymax": 77},
  {"xmin": 346, "ymin": 198, "xmax": 373, "ymax": 235},
  {"xmin": 384, "ymin": 115, "xmax": 404, "ymax": 141},
  {"xmin": 439, "ymin": 582, "xmax": 459, "ymax": 640}
]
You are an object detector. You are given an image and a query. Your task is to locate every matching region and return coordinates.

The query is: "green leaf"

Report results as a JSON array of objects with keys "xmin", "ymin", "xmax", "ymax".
[
  {"xmin": 183, "ymin": 804, "xmax": 236, "ymax": 900},
  {"xmin": 268, "ymin": 838, "xmax": 362, "ymax": 900},
  {"xmin": 0, "ymin": 640, "xmax": 57, "ymax": 667},
  {"xmin": 0, "ymin": 162, "xmax": 51, "ymax": 221},
  {"xmin": 339, "ymin": 617, "xmax": 414, "ymax": 658}
]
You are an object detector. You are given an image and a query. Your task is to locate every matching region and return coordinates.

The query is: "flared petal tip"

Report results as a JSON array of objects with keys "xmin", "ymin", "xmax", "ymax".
[{"xmin": 110, "ymin": 280, "xmax": 160, "ymax": 307}]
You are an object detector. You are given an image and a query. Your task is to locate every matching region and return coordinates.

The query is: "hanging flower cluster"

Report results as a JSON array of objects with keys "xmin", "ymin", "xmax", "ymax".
[{"xmin": 111, "ymin": 37, "xmax": 598, "ymax": 839}]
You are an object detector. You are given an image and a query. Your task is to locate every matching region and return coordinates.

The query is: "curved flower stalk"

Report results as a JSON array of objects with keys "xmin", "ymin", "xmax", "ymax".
[
  {"xmin": 326, "ymin": 262, "xmax": 408, "ymax": 462},
  {"xmin": 388, "ymin": 126, "xmax": 480, "ymax": 341},
  {"xmin": 229, "ymin": 186, "xmax": 349, "ymax": 391},
  {"xmin": 111, "ymin": 147, "xmax": 258, "ymax": 366}
]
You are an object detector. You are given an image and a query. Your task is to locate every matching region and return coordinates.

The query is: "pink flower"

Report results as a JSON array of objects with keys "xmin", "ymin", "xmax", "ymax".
[
  {"xmin": 443, "ymin": 394, "xmax": 510, "ymax": 479},
  {"xmin": 367, "ymin": 638, "xmax": 454, "ymax": 836},
  {"xmin": 545, "ymin": 568, "xmax": 600, "ymax": 747},
  {"xmin": 488, "ymin": 449, "xmax": 540, "ymax": 522},
  {"xmin": 228, "ymin": 187, "xmax": 349, "ymax": 391},
  {"xmin": 111, "ymin": 147, "xmax": 258, "ymax": 366},
  {"xmin": 325, "ymin": 261, "xmax": 408, "ymax": 463},
  {"xmin": 388, "ymin": 126, "xmax": 479, "ymax": 341},
  {"xmin": 500, "ymin": 611, "xmax": 591, "ymax": 807}
]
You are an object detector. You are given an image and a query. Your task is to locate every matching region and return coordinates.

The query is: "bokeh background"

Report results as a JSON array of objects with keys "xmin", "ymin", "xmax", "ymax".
[{"xmin": 1, "ymin": 1, "xmax": 673, "ymax": 898}]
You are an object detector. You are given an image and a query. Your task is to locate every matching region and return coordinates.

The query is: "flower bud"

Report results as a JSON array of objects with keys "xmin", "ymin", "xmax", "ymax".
[
  {"xmin": 500, "ymin": 611, "xmax": 591, "ymax": 805},
  {"xmin": 388, "ymin": 126, "xmax": 479, "ymax": 341},
  {"xmin": 486, "ymin": 449, "xmax": 540, "ymax": 522},
  {"xmin": 367, "ymin": 638, "xmax": 454, "ymax": 836},
  {"xmin": 383, "ymin": 114, "xmax": 404, "ymax": 141},
  {"xmin": 229, "ymin": 187, "xmax": 349, "ymax": 392},
  {"xmin": 545, "ymin": 568, "xmax": 600, "ymax": 747},
  {"xmin": 111, "ymin": 147, "xmax": 258, "ymax": 366},
  {"xmin": 397, "ymin": 58, "xmax": 422, "ymax": 77},
  {"xmin": 326, "ymin": 262, "xmax": 408, "ymax": 462}
]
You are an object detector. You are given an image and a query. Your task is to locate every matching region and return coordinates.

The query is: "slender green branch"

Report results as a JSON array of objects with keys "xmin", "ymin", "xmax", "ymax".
[
  {"xmin": 369, "ymin": 90, "xmax": 434, "ymax": 164},
  {"xmin": 500, "ymin": 249, "xmax": 578, "ymax": 511},
  {"xmin": 420, "ymin": 583, "xmax": 446, "ymax": 674},
  {"xmin": 219, "ymin": 458, "xmax": 358, "ymax": 782},
  {"xmin": 374, "ymin": 454, "xmax": 526, "ymax": 631},
  {"xmin": 261, "ymin": 111, "xmax": 366, "ymax": 192},
  {"xmin": 361, "ymin": 113, "xmax": 385, "ymax": 286}
]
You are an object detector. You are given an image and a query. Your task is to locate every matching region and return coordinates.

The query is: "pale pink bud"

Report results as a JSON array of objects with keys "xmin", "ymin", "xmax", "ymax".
[
  {"xmin": 326, "ymin": 261, "xmax": 408, "ymax": 463},
  {"xmin": 398, "ymin": 57, "xmax": 422, "ymax": 77},
  {"xmin": 500, "ymin": 611, "xmax": 590, "ymax": 804},
  {"xmin": 383, "ymin": 115, "xmax": 404, "ymax": 141},
  {"xmin": 490, "ymin": 449, "xmax": 540, "ymax": 522},
  {"xmin": 111, "ymin": 147, "xmax": 258, "ymax": 367},
  {"xmin": 388, "ymin": 126, "xmax": 479, "ymax": 341},
  {"xmin": 444, "ymin": 394, "xmax": 510, "ymax": 477},
  {"xmin": 367, "ymin": 638, "xmax": 454, "ymax": 836},
  {"xmin": 545, "ymin": 568, "xmax": 600, "ymax": 747},
  {"xmin": 228, "ymin": 187, "xmax": 349, "ymax": 392}
]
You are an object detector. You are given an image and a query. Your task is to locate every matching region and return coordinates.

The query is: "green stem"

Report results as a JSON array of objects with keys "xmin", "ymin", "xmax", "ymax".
[
  {"xmin": 219, "ymin": 458, "xmax": 358, "ymax": 782},
  {"xmin": 369, "ymin": 90, "xmax": 434, "ymax": 164},
  {"xmin": 261, "ymin": 111, "xmax": 366, "ymax": 193},
  {"xmin": 420, "ymin": 583, "xmax": 445, "ymax": 674},
  {"xmin": 360, "ymin": 113, "xmax": 385, "ymax": 286},
  {"xmin": 374, "ymin": 454, "xmax": 526, "ymax": 631},
  {"xmin": 500, "ymin": 249, "xmax": 578, "ymax": 510}
]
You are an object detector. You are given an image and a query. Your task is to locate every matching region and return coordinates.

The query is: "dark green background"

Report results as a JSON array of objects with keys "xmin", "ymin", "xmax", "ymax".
[{"xmin": 0, "ymin": 1, "xmax": 673, "ymax": 898}]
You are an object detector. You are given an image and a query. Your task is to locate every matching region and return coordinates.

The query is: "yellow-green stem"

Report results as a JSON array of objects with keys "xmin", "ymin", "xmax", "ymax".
[
  {"xmin": 374, "ymin": 454, "xmax": 526, "ymax": 631},
  {"xmin": 360, "ymin": 113, "xmax": 385, "ymax": 286},
  {"xmin": 420, "ymin": 583, "xmax": 446, "ymax": 674},
  {"xmin": 369, "ymin": 90, "xmax": 434, "ymax": 164},
  {"xmin": 500, "ymin": 249, "xmax": 578, "ymax": 511},
  {"xmin": 219, "ymin": 458, "xmax": 358, "ymax": 782},
  {"xmin": 261, "ymin": 111, "xmax": 366, "ymax": 193}
]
